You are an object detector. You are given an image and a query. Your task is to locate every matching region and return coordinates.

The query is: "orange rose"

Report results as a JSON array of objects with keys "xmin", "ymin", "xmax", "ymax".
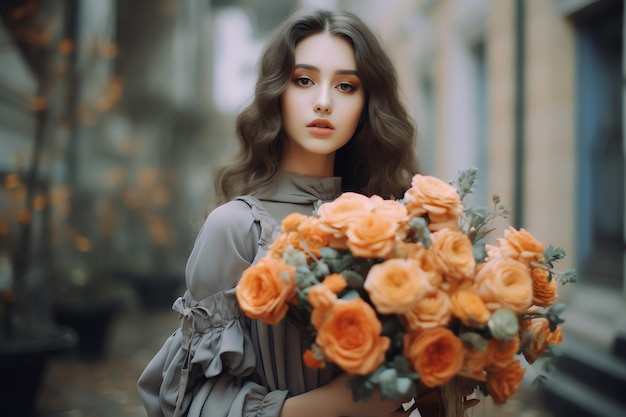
[
  {"xmin": 236, "ymin": 257, "xmax": 296, "ymax": 325},
  {"xmin": 403, "ymin": 327, "xmax": 464, "ymax": 387},
  {"xmin": 486, "ymin": 359, "xmax": 526, "ymax": 404},
  {"xmin": 346, "ymin": 211, "xmax": 399, "ymax": 258},
  {"xmin": 302, "ymin": 348, "xmax": 325, "ymax": 369},
  {"xmin": 484, "ymin": 336, "xmax": 519, "ymax": 370},
  {"xmin": 267, "ymin": 233, "xmax": 290, "ymax": 259},
  {"xmin": 282, "ymin": 212, "xmax": 306, "ymax": 233},
  {"xmin": 403, "ymin": 174, "xmax": 463, "ymax": 231},
  {"xmin": 297, "ymin": 216, "xmax": 329, "ymax": 259},
  {"xmin": 450, "ymin": 289, "xmax": 491, "ymax": 327},
  {"xmin": 317, "ymin": 192, "xmax": 373, "ymax": 248},
  {"xmin": 365, "ymin": 258, "xmax": 436, "ymax": 314},
  {"xmin": 530, "ymin": 267, "xmax": 558, "ymax": 307},
  {"xmin": 520, "ymin": 317, "xmax": 562, "ymax": 364},
  {"xmin": 314, "ymin": 298, "xmax": 390, "ymax": 375},
  {"xmin": 430, "ymin": 227, "xmax": 476, "ymax": 280},
  {"xmin": 496, "ymin": 226, "xmax": 545, "ymax": 267},
  {"xmin": 322, "ymin": 273, "xmax": 347, "ymax": 293},
  {"xmin": 308, "ymin": 284, "xmax": 338, "ymax": 328},
  {"xmin": 474, "ymin": 258, "xmax": 533, "ymax": 314},
  {"xmin": 401, "ymin": 290, "xmax": 452, "ymax": 332}
]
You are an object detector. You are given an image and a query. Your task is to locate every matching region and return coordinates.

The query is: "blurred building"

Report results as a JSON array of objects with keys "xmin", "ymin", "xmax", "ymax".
[
  {"xmin": 1, "ymin": 0, "xmax": 625, "ymax": 416},
  {"xmin": 342, "ymin": 0, "xmax": 625, "ymax": 416}
]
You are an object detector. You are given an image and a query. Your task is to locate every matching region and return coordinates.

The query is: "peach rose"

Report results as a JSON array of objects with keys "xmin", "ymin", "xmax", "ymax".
[
  {"xmin": 474, "ymin": 258, "xmax": 534, "ymax": 314},
  {"xmin": 236, "ymin": 257, "xmax": 296, "ymax": 325},
  {"xmin": 520, "ymin": 317, "xmax": 562, "ymax": 364},
  {"xmin": 450, "ymin": 289, "xmax": 491, "ymax": 327},
  {"xmin": 308, "ymin": 284, "xmax": 338, "ymax": 328},
  {"xmin": 322, "ymin": 273, "xmax": 347, "ymax": 293},
  {"xmin": 297, "ymin": 216, "xmax": 329, "ymax": 259},
  {"xmin": 401, "ymin": 290, "xmax": 452, "ymax": 332},
  {"xmin": 485, "ymin": 244, "xmax": 501, "ymax": 261},
  {"xmin": 403, "ymin": 174, "xmax": 463, "ymax": 231},
  {"xmin": 281, "ymin": 212, "xmax": 306, "ymax": 233},
  {"xmin": 531, "ymin": 267, "xmax": 558, "ymax": 307},
  {"xmin": 403, "ymin": 327, "xmax": 464, "ymax": 387},
  {"xmin": 365, "ymin": 258, "xmax": 436, "ymax": 314},
  {"xmin": 370, "ymin": 195, "xmax": 410, "ymax": 234},
  {"xmin": 390, "ymin": 241, "xmax": 425, "ymax": 260},
  {"xmin": 496, "ymin": 226, "xmax": 545, "ymax": 267},
  {"xmin": 390, "ymin": 244, "xmax": 444, "ymax": 288},
  {"xmin": 346, "ymin": 211, "xmax": 399, "ymax": 258},
  {"xmin": 314, "ymin": 298, "xmax": 390, "ymax": 375},
  {"xmin": 484, "ymin": 336, "xmax": 519, "ymax": 370},
  {"xmin": 317, "ymin": 192, "xmax": 373, "ymax": 248},
  {"xmin": 430, "ymin": 227, "xmax": 476, "ymax": 280},
  {"xmin": 486, "ymin": 359, "xmax": 526, "ymax": 404}
]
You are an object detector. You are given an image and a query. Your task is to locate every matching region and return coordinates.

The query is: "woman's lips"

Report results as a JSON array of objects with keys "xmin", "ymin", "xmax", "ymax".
[
  {"xmin": 307, "ymin": 119, "xmax": 334, "ymax": 136},
  {"xmin": 307, "ymin": 119, "xmax": 335, "ymax": 129}
]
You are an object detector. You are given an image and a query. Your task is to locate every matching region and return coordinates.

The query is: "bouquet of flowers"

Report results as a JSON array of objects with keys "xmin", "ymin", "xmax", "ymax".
[{"xmin": 235, "ymin": 168, "xmax": 576, "ymax": 405}]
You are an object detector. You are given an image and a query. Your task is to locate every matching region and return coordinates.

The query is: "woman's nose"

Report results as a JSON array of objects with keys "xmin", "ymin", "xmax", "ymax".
[{"xmin": 314, "ymin": 90, "xmax": 332, "ymax": 114}]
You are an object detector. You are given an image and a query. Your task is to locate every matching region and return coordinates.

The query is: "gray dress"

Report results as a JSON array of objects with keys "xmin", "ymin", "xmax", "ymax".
[{"xmin": 138, "ymin": 172, "xmax": 342, "ymax": 417}]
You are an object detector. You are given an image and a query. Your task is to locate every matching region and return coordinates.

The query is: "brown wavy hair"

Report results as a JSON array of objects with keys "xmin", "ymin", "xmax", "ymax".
[{"xmin": 214, "ymin": 8, "xmax": 421, "ymax": 204}]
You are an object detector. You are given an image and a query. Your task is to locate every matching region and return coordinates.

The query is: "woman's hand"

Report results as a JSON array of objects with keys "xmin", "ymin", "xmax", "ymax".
[
  {"xmin": 412, "ymin": 379, "xmax": 480, "ymax": 417},
  {"xmin": 320, "ymin": 373, "xmax": 412, "ymax": 417},
  {"xmin": 280, "ymin": 373, "xmax": 412, "ymax": 417}
]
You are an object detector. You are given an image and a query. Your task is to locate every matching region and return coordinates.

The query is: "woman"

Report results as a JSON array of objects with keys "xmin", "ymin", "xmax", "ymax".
[{"xmin": 138, "ymin": 8, "xmax": 475, "ymax": 417}]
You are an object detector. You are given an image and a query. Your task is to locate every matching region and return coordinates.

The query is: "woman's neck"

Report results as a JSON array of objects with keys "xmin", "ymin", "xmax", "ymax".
[{"xmin": 280, "ymin": 153, "xmax": 335, "ymax": 178}]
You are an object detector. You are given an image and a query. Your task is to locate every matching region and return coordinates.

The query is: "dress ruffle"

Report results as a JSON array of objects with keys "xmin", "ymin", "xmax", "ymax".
[{"xmin": 138, "ymin": 289, "xmax": 288, "ymax": 417}]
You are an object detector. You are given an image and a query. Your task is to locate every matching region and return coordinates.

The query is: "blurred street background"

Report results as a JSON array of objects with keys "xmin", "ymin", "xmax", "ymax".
[{"xmin": 1, "ymin": 0, "xmax": 625, "ymax": 416}]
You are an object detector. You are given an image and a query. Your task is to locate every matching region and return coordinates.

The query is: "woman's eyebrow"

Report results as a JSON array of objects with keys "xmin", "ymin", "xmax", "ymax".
[{"xmin": 294, "ymin": 63, "xmax": 359, "ymax": 76}]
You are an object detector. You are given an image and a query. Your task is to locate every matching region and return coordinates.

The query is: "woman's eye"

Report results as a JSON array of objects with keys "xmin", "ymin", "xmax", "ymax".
[
  {"xmin": 295, "ymin": 77, "xmax": 313, "ymax": 87},
  {"xmin": 337, "ymin": 83, "xmax": 354, "ymax": 92}
]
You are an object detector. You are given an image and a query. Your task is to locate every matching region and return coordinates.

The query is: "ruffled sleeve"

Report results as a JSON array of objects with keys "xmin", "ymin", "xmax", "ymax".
[
  {"xmin": 138, "ymin": 198, "xmax": 289, "ymax": 417},
  {"xmin": 137, "ymin": 290, "xmax": 289, "ymax": 417}
]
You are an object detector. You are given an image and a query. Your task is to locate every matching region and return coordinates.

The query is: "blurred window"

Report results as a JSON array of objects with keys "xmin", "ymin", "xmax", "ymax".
[{"xmin": 574, "ymin": 0, "xmax": 624, "ymax": 289}]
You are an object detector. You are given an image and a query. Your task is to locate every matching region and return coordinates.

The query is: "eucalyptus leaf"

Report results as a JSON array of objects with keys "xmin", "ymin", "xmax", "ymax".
[
  {"xmin": 341, "ymin": 289, "xmax": 360, "ymax": 301},
  {"xmin": 346, "ymin": 375, "xmax": 373, "ymax": 403},
  {"xmin": 320, "ymin": 247, "xmax": 340, "ymax": 259},
  {"xmin": 472, "ymin": 240, "xmax": 487, "ymax": 263},
  {"xmin": 342, "ymin": 270, "xmax": 365, "ymax": 288}
]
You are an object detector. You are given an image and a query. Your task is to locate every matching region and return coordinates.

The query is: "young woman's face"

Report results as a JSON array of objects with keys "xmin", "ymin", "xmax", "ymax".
[{"xmin": 280, "ymin": 32, "xmax": 365, "ymax": 176}]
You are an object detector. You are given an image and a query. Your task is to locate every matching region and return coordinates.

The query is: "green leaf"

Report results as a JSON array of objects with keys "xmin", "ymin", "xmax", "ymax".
[
  {"xmin": 452, "ymin": 167, "xmax": 479, "ymax": 201},
  {"xmin": 341, "ymin": 289, "xmax": 360, "ymax": 301},
  {"xmin": 346, "ymin": 375, "xmax": 374, "ymax": 403},
  {"xmin": 558, "ymin": 267, "xmax": 577, "ymax": 285},
  {"xmin": 320, "ymin": 247, "xmax": 340, "ymax": 259},
  {"xmin": 546, "ymin": 304, "xmax": 566, "ymax": 332},
  {"xmin": 472, "ymin": 240, "xmax": 487, "ymax": 263},
  {"xmin": 532, "ymin": 374, "xmax": 547, "ymax": 387},
  {"xmin": 342, "ymin": 270, "xmax": 365, "ymax": 288},
  {"xmin": 408, "ymin": 217, "xmax": 431, "ymax": 246},
  {"xmin": 311, "ymin": 261, "xmax": 330, "ymax": 279},
  {"xmin": 544, "ymin": 245, "xmax": 566, "ymax": 268}
]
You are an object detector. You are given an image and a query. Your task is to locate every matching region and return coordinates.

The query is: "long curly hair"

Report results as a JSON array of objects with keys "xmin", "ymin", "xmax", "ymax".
[{"xmin": 214, "ymin": 8, "xmax": 421, "ymax": 204}]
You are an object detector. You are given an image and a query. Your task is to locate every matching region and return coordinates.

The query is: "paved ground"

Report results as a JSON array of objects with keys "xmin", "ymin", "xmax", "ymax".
[{"xmin": 36, "ymin": 305, "xmax": 556, "ymax": 417}]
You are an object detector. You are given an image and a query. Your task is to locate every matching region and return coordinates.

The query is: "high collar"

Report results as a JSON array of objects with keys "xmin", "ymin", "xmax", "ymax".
[{"xmin": 252, "ymin": 171, "xmax": 342, "ymax": 204}]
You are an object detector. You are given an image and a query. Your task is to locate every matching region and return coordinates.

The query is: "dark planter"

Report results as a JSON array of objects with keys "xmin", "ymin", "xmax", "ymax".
[
  {"xmin": 53, "ymin": 299, "xmax": 122, "ymax": 361},
  {"xmin": 128, "ymin": 273, "xmax": 184, "ymax": 312},
  {"xmin": 0, "ymin": 323, "xmax": 77, "ymax": 417}
]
